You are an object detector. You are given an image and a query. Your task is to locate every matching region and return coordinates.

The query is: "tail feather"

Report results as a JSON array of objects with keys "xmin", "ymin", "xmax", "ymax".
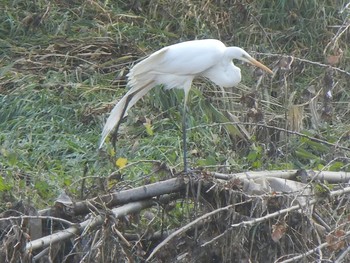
[
  {"xmin": 99, "ymin": 81, "xmax": 155, "ymax": 148},
  {"xmin": 99, "ymin": 48, "xmax": 168, "ymax": 148}
]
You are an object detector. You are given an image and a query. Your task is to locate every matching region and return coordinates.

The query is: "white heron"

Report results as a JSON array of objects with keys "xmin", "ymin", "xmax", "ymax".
[{"xmin": 99, "ymin": 39, "xmax": 273, "ymax": 172}]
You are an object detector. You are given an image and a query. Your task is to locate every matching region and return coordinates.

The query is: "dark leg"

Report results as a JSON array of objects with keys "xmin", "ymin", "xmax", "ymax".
[
  {"xmin": 182, "ymin": 105, "xmax": 188, "ymax": 173},
  {"xmin": 111, "ymin": 131, "xmax": 118, "ymax": 152}
]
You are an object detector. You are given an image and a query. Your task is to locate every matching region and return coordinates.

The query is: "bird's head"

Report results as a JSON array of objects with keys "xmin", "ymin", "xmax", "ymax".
[{"xmin": 229, "ymin": 47, "xmax": 273, "ymax": 74}]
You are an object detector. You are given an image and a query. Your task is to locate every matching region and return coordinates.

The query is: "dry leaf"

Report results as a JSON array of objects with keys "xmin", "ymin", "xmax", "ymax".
[
  {"xmin": 326, "ymin": 230, "xmax": 345, "ymax": 252},
  {"xmin": 271, "ymin": 222, "xmax": 287, "ymax": 242}
]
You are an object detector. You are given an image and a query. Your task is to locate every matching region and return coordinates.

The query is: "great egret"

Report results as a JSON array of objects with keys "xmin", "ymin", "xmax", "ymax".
[{"xmin": 99, "ymin": 39, "xmax": 273, "ymax": 171}]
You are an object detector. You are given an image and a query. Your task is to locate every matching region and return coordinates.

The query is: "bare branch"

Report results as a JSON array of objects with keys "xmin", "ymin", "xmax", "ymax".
[
  {"xmin": 253, "ymin": 51, "xmax": 350, "ymax": 77},
  {"xmin": 201, "ymin": 186, "xmax": 350, "ymax": 248},
  {"xmin": 190, "ymin": 122, "xmax": 350, "ymax": 152},
  {"xmin": 26, "ymin": 199, "xmax": 154, "ymax": 253},
  {"xmin": 40, "ymin": 177, "xmax": 185, "ymax": 217},
  {"xmin": 146, "ymin": 200, "xmax": 250, "ymax": 261},
  {"xmin": 213, "ymin": 170, "xmax": 350, "ymax": 183}
]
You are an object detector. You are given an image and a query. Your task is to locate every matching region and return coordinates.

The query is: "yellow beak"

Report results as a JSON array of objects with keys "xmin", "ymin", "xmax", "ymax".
[{"xmin": 247, "ymin": 57, "xmax": 273, "ymax": 74}]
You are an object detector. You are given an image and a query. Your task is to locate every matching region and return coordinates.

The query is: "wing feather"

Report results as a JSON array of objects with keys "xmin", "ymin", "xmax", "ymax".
[{"xmin": 99, "ymin": 39, "xmax": 226, "ymax": 148}]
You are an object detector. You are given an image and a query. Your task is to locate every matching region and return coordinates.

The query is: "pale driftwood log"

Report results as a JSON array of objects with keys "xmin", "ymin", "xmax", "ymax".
[
  {"xmin": 28, "ymin": 170, "xmax": 350, "ymax": 261},
  {"xmin": 214, "ymin": 170, "xmax": 350, "ymax": 183},
  {"xmin": 27, "ymin": 193, "xmax": 177, "ymax": 254},
  {"xmin": 40, "ymin": 177, "xmax": 185, "ymax": 217},
  {"xmin": 39, "ymin": 171, "xmax": 349, "ymax": 217},
  {"xmin": 27, "ymin": 198, "xmax": 157, "ymax": 254},
  {"xmin": 73, "ymin": 177, "xmax": 185, "ymax": 215}
]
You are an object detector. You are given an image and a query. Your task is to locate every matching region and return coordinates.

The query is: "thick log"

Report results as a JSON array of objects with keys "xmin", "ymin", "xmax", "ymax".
[{"xmin": 40, "ymin": 177, "xmax": 186, "ymax": 217}]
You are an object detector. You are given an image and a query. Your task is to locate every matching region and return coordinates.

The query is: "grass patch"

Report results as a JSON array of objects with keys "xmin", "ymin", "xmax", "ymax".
[{"xmin": 0, "ymin": 0, "xmax": 349, "ymax": 207}]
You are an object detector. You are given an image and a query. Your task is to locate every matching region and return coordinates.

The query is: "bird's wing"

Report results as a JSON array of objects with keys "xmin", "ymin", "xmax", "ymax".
[
  {"xmin": 99, "ymin": 39, "xmax": 226, "ymax": 148},
  {"xmin": 99, "ymin": 50, "xmax": 171, "ymax": 148},
  {"xmin": 130, "ymin": 40, "xmax": 225, "ymax": 77}
]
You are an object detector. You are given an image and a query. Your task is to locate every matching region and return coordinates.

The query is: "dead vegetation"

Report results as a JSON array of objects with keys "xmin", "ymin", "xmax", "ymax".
[{"xmin": 2, "ymin": 170, "xmax": 350, "ymax": 262}]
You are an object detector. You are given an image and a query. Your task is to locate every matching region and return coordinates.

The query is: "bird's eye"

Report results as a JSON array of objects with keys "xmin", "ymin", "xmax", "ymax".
[{"xmin": 242, "ymin": 54, "xmax": 250, "ymax": 60}]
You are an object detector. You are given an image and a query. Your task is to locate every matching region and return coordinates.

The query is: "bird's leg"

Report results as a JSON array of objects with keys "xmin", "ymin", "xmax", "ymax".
[
  {"xmin": 182, "ymin": 103, "xmax": 188, "ymax": 173},
  {"xmin": 111, "ymin": 131, "xmax": 118, "ymax": 153},
  {"xmin": 182, "ymin": 86, "xmax": 192, "ymax": 174}
]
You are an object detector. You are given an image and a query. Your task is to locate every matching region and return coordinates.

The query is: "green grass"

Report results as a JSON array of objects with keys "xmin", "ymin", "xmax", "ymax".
[{"xmin": 0, "ymin": 0, "xmax": 349, "ymax": 207}]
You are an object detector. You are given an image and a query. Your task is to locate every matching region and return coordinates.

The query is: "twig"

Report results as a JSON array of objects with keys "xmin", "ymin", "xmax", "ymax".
[
  {"xmin": 250, "ymin": 14, "xmax": 275, "ymax": 50},
  {"xmin": 201, "ymin": 200, "xmax": 315, "ymax": 248},
  {"xmin": 26, "ymin": 199, "xmax": 155, "ymax": 253},
  {"xmin": 146, "ymin": 201, "xmax": 250, "ymax": 261},
  {"xmin": 31, "ymin": 247, "xmax": 50, "ymax": 262},
  {"xmin": 277, "ymin": 229, "xmax": 350, "ymax": 263},
  {"xmin": 33, "ymin": 54, "xmax": 96, "ymax": 65},
  {"xmin": 334, "ymin": 244, "xmax": 350, "ymax": 263},
  {"xmin": 313, "ymin": 211, "xmax": 331, "ymax": 232},
  {"xmin": 202, "ymin": 186, "xmax": 350, "ymax": 248},
  {"xmin": 324, "ymin": 17, "xmax": 350, "ymax": 54},
  {"xmin": 275, "ymin": 242, "xmax": 329, "ymax": 263},
  {"xmin": 112, "ymin": 224, "xmax": 131, "ymax": 247},
  {"xmin": 253, "ymin": 51, "xmax": 350, "ymax": 77},
  {"xmin": 189, "ymin": 122, "xmax": 350, "ymax": 152},
  {"xmin": 0, "ymin": 215, "xmax": 73, "ymax": 226}
]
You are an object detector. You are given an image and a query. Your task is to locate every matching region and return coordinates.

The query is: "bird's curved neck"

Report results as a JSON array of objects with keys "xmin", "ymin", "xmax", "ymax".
[{"xmin": 225, "ymin": 47, "xmax": 243, "ymax": 60}]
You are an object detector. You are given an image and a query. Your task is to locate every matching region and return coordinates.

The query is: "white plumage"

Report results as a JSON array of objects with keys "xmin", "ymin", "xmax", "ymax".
[{"xmin": 99, "ymin": 39, "xmax": 272, "ymax": 159}]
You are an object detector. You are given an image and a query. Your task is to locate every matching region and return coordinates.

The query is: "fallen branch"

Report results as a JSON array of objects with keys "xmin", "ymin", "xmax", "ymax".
[
  {"xmin": 277, "ymin": 229, "xmax": 350, "ymax": 263},
  {"xmin": 40, "ymin": 177, "xmax": 185, "ymax": 217},
  {"xmin": 27, "ymin": 194, "xmax": 175, "ymax": 254},
  {"xmin": 146, "ymin": 200, "xmax": 250, "ymax": 261},
  {"xmin": 201, "ymin": 185, "xmax": 350, "ymax": 248},
  {"xmin": 0, "ymin": 215, "xmax": 73, "ymax": 226},
  {"xmin": 213, "ymin": 170, "xmax": 350, "ymax": 183}
]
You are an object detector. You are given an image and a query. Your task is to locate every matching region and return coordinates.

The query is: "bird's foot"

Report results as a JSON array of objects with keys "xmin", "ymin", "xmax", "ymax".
[{"xmin": 182, "ymin": 167, "xmax": 201, "ymax": 181}]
